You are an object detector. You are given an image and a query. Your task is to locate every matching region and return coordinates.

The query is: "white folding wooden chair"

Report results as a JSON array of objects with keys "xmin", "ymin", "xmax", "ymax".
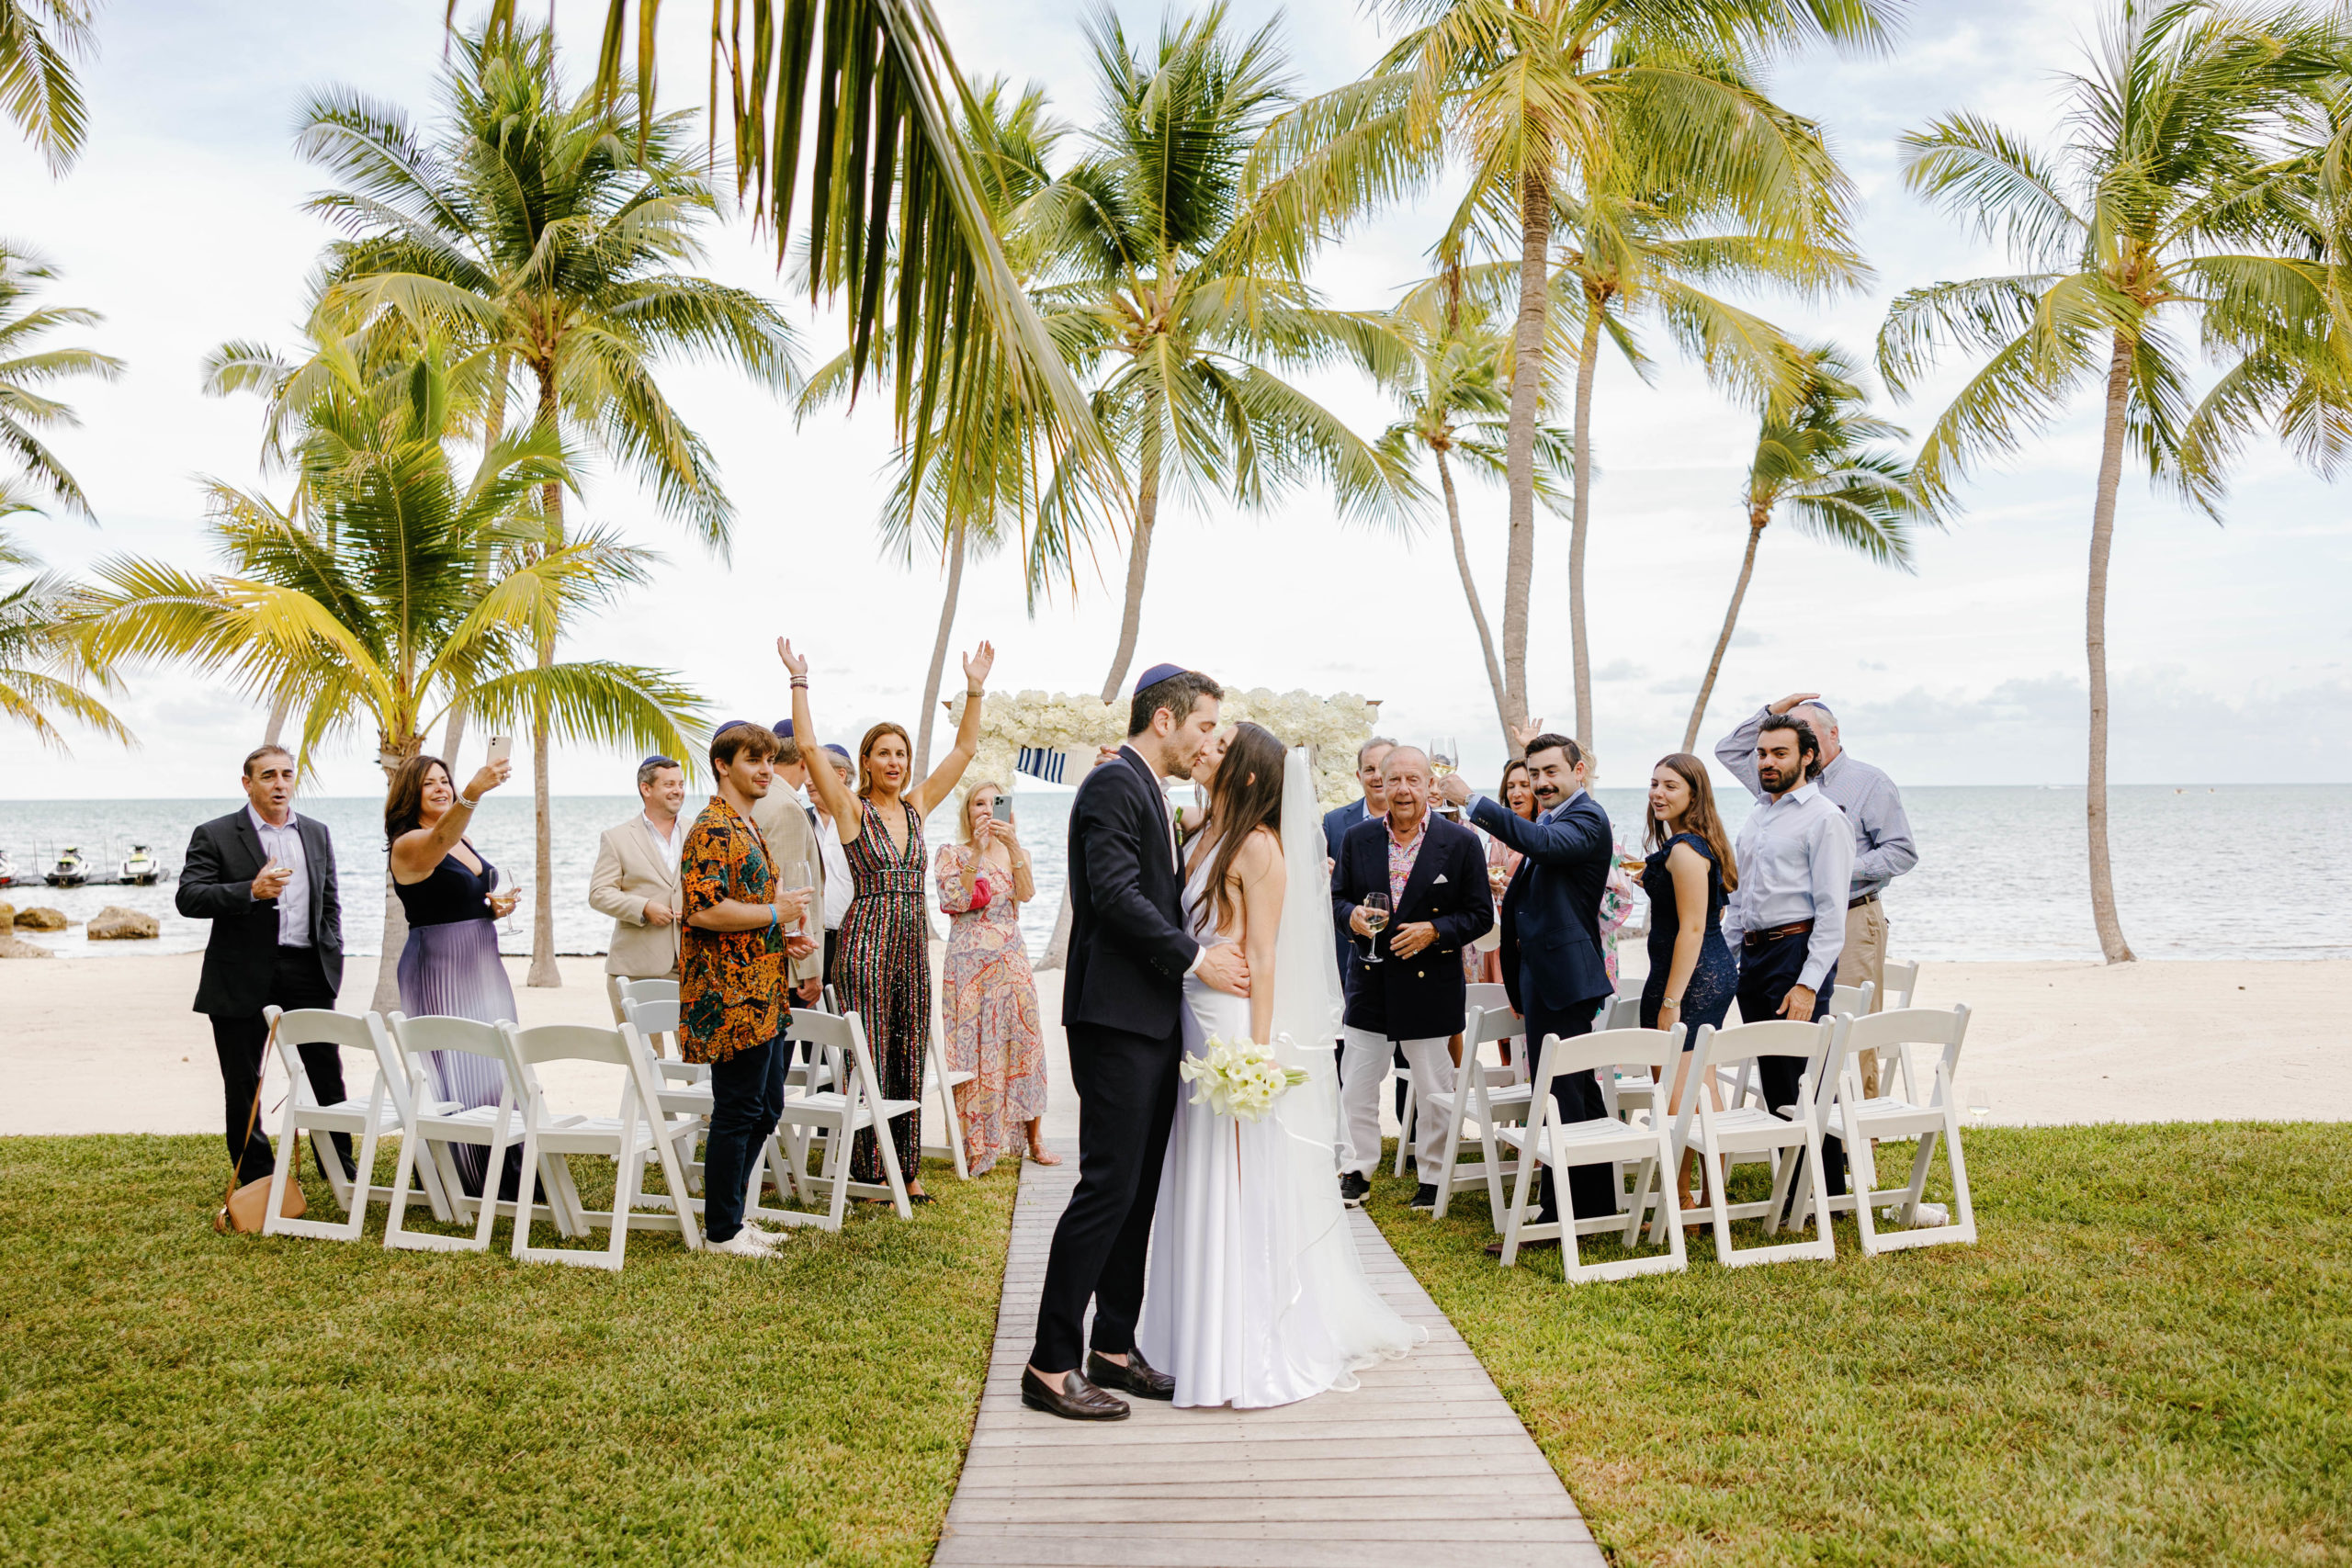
[
  {"xmin": 1422, "ymin": 1002, "xmax": 1532, "ymax": 1224},
  {"xmin": 616, "ymin": 977, "xmax": 686, "ymax": 1060},
  {"xmin": 1809, "ymin": 1005, "xmax": 1978, "ymax": 1255},
  {"xmin": 1881, "ymin": 960, "xmax": 1920, "ymax": 1011},
  {"xmin": 380, "ymin": 1012, "xmax": 569, "ymax": 1254},
  {"xmin": 259, "ymin": 1006, "xmax": 453, "ymax": 1239},
  {"xmin": 498, "ymin": 1020, "xmax": 705, "ymax": 1268},
  {"xmin": 619, "ymin": 992, "xmax": 711, "ymax": 1194},
  {"xmin": 763, "ymin": 1008, "xmax": 916, "ymax": 1230},
  {"xmin": 1389, "ymin": 981, "xmax": 1517, "ymax": 1180},
  {"xmin": 1828, "ymin": 980, "xmax": 1876, "ymax": 1019},
  {"xmin": 1592, "ymin": 991, "xmax": 1657, "ymax": 1122},
  {"xmin": 1682, "ymin": 1017, "xmax": 1845, "ymax": 1268},
  {"xmin": 922, "ymin": 1028, "xmax": 975, "ymax": 1179},
  {"xmin": 1493, "ymin": 1023, "xmax": 1690, "ymax": 1280}
]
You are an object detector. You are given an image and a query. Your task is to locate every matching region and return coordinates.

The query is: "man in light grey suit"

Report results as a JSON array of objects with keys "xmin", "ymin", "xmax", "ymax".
[{"xmin": 590, "ymin": 755, "xmax": 688, "ymax": 1021}]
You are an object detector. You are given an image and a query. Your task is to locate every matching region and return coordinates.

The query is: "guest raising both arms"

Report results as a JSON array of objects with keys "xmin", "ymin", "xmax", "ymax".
[
  {"xmin": 936, "ymin": 782, "xmax": 1053, "ymax": 1174},
  {"xmin": 177, "ymin": 746, "xmax": 352, "ymax": 1191},
  {"xmin": 786, "ymin": 635, "xmax": 995, "ymax": 1201},
  {"xmin": 385, "ymin": 749, "xmax": 520, "ymax": 1196}
]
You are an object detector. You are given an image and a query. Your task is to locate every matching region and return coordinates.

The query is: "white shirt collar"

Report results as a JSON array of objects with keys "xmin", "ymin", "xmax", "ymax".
[{"xmin": 246, "ymin": 804, "xmax": 297, "ymax": 835}]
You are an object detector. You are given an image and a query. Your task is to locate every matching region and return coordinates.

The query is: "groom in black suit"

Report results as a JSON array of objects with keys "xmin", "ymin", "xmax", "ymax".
[{"xmin": 1024, "ymin": 665, "xmax": 1252, "ymax": 1422}]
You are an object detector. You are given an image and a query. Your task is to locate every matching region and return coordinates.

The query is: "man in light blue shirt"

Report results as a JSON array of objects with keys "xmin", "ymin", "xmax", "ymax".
[{"xmin": 1724, "ymin": 712, "xmax": 1854, "ymax": 1197}]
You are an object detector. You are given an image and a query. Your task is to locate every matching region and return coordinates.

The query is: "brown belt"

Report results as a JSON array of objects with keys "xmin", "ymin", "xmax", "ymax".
[
  {"xmin": 1744, "ymin": 919, "xmax": 1815, "ymax": 947},
  {"xmin": 1847, "ymin": 892, "xmax": 1879, "ymax": 911}
]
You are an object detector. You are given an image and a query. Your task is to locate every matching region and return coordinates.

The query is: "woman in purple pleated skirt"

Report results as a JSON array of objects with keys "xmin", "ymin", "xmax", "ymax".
[{"xmin": 387, "ymin": 751, "xmax": 521, "ymax": 1195}]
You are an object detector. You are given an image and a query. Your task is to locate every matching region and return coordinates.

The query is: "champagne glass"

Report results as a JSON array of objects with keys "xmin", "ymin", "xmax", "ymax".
[
  {"xmin": 1360, "ymin": 891, "xmax": 1391, "ymax": 964},
  {"xmin": 1429, "ymin": 738, "xmax": 1458, "ymax": 779},
  {"xmin": 781, "ymin": 850, "xmax": 816, "ymax": 937},
  {"xmin": 1967, "ymin": 1088, "xmax": 1992, "ymax": 1129},
  {"xmin": 491, "ymin": 866, "xmax": 519, "ymax": 932}
]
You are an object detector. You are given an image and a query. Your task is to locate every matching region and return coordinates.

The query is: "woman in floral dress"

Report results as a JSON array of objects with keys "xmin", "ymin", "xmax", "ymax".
[
  {"xmin": 934, "ymin": 783, "xmax": 1053, "ymax": 1175},
  {"xmin": 785, "ymin": 636, "xmax": 992, "ymax": 1201}
]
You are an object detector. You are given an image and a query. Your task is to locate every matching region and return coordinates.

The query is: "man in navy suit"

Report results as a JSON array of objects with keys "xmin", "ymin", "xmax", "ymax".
[
  {"xmin": 1439, "ymin": 731, "xmax": 1616, "ymax": 1237},
  {"xmin": 1321, "ymin": 736, "xmax": 1395, "ymax": 998},
  {"xmin": 1332, "ymin": 747, "xmax": 1492, "ymax": 1210},
  {"xmin": 1025, "ymin": 665, "xmax": 1251, "ymax": 1422}
]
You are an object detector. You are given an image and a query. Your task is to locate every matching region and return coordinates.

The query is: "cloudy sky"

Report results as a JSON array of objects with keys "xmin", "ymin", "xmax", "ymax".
[{"xmin": 6, "ymin": 0, "xmax": 2346, "ymax": 799}]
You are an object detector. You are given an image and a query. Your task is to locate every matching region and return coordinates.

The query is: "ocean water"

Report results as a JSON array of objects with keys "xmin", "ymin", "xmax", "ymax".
[{"xmin": 1, "ymin": 784, "xmax": 2345, "ymax": 964}]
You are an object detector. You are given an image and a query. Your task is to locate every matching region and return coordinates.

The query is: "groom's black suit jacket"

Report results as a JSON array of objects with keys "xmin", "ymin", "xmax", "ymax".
[{"xmin": 1062, "ymin": 744, "xmax": 1201, "ymax": 1035}]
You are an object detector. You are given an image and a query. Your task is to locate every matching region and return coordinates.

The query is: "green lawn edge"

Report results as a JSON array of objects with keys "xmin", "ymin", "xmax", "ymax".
[
  {"xmin": 0, "ymin": 1134, "xmax": 1020, "ymax": 1566},
  {"xmin": 1370, "ymin": 1122, "xmax": 2352, "ymax": 1567}
]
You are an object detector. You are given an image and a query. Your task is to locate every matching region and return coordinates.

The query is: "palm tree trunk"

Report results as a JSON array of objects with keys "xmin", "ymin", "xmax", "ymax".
[
  {"xmin": 914, "ymin": 520, "xmax": 968, "ymax": 777},
  {"xmin": 437, "ymin": 705, "xmax": 468, "ymax": 763},
  {"xmin": 1683, "ymin": 511, "xmax": 1769, "ymax": 752},
  {"xmin": 1568, "ymin": 294, "xmax": 1602, "ymax": 751},
  {"xmin": 262, "ymin": 691, "xmax": 291, "ymax": 748},
  {"xmin": 1099, "ymin": 450, "xmax": 1161, "ymax": 703},
  {"xmin": 2086, "ymin": 333, "xmax": 2135, "ymax": 964},
  {"xmin": 1436, "ymin": 447, "xmax": 1510, "ymax": 743},
  {"xmin": 1498, "ymin": 171, "xmax": 1548, "ymax": 733},
  {"xmin": 368, "ymin": 733, "xmax": 426, "ymax": 1015},
  {"xmin": 527, "ymin": 375, "xmax": 563, "ymax": 988}
]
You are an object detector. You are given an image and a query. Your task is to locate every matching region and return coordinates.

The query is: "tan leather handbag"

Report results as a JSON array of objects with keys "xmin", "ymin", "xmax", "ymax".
[{"xmin": 214, "ymin": 1016, "xmax": 308, "ymax": 1235}]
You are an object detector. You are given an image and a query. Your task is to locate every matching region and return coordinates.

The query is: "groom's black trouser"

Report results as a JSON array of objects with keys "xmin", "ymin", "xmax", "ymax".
[
  {"xmin": 1030, "ymin": 1019, "xmax": 1182, "ymax": 1374},
  {"xmin": 1525, "ymin": 993, "xmax": 1617, "ymax": 1225}
]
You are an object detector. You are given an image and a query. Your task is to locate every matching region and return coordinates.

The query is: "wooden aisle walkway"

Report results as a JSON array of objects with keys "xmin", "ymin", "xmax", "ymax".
[{"xmin": 934, "ymin": 1155, "xmax": 1607, "ymax": 1568}]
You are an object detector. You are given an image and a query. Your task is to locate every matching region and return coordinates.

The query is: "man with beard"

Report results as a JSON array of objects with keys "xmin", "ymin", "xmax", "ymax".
[{"xmin": 1722, "ymin": 712, "xmax": 1855, "ymax": 1197}]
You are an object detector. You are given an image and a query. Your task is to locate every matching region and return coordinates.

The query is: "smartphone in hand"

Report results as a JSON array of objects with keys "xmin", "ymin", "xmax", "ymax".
[
  {"xmin": 990, "ymin": 795, "xmax": 1013, "ymax": 822},
  {"xmin": 486, "ymin": 735, "xmax": 513, "ymax": 768}
]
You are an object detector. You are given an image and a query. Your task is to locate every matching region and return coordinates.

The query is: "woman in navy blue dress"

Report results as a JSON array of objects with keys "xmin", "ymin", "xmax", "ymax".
[{"xmin": 1639, "ymin": 753, "xmax": 1740, "ymax": 1211}]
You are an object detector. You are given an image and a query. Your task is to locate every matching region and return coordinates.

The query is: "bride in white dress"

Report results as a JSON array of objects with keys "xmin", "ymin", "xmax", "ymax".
[{"xmin": 1136, "ymin": 724, "xmax": 1424, "ymax": 1408}]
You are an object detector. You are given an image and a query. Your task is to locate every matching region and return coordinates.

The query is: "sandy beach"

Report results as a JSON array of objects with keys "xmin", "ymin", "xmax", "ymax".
[{"xmin": 6, "ymin": 949, "xmax": 2346, "ymax": 1139}]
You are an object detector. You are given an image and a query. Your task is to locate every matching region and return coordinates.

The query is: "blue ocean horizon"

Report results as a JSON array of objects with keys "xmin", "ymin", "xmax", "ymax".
[{"xmin": 3, "ymin": 783, "xmax": 2345, "ymax": 964}]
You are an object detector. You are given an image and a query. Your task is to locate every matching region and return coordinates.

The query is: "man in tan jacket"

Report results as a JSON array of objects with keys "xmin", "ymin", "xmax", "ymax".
[
  {"xmin": 591, "ymin": 755, "xmax": 689, "ymax": 1020},
  {"xmin": 752, "ymin": 728, "xmax": 828, "ymax": 1004}
]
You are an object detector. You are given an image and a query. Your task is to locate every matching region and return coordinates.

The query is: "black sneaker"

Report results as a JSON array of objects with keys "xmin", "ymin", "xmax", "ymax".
[
  {"xmin": 1339, "ymin": 1171, "xmax": 1371, "ymax": 1208},
  {"xmin": 1409, "ymin": 1183, "xmax": 1439, "ymax": 1212}
]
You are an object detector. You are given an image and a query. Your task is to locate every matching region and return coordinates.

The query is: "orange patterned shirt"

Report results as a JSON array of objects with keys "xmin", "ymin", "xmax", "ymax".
[{"xmin": 678, "ymin": 796, "xmax": 788, "ymax": 1065}]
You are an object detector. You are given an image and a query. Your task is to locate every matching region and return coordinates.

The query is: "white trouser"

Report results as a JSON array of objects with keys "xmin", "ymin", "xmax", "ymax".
[{"xmin": 1339, "ymin": 1027, "xmax": 1455, "ymax": 1179}]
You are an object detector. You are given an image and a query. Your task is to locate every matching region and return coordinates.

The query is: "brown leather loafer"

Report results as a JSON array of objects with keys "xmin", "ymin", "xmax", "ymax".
[
  {"xmin": 1021, "ymin": 1366, "xmax": 1129, "ymax": 1421},
  {"xmin": 1087, "ymin": 1347, "xmax": 1176, "ymax": 1401}
]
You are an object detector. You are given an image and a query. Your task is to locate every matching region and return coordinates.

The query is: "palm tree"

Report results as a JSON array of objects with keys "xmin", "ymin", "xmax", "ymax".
[
  {"xmin": 0, "ymin": 487, "xmax": 125, "ymax": 749},
  {"xmin": 76, "ymin": 339, "xmax": 706, "ymax": 1004},
  {"xmin": 1877, "ymin": 0, "xmax": 2335, "ymax": 963},
  {"xmin": 1681, "ymin": 343, "xmax": 1935, "ymax": 750},
  {"xmin": 1, "ymin": 241, "xmax": 122, "ymax": 518},
  {"xmin": 299, "ymin": 22, "xmax": 797, "ymax": 985},
  {"xmin": 494, "ymin": 0, "xmax": 1106, "ymax": 502},
  {"xmin": 1247, "ymin": 0, "xmax": 1895, "ymax": 736},
  {"xmin": 1373, "ymin": 276, "xmax": 1575, "ymax": 742},
  {"xmin": 798, "ymin": 78, "xmax": 1067, "ymax": 777},
  {"xmin": 1028, "ymin": 4, "xmax": 1419, "ymax": 700},
  {"xmin": 0, "ymin": 0, "xmax": 93, "ymax": 173}
]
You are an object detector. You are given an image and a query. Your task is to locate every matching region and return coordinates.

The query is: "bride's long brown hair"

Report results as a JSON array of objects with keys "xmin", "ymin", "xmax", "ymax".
[{"xmin": 1191, "ymin": 722, "xmax": 1285, "ymax": 934}]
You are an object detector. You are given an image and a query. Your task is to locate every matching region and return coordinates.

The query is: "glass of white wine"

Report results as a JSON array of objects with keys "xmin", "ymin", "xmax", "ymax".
[
  {"xmin": 1360, "ymin": 891, "xmax": 1391, "ymax": 964},
  {"xmin": 781, "ymin": 851, "xmax": 816, "ymax": 940}
]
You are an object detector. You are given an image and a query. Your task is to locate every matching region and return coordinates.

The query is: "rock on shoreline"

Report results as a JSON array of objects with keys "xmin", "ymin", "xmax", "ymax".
[{"xmin": 88, "ymin": 906, "xmax": 160, "ymax": 941}]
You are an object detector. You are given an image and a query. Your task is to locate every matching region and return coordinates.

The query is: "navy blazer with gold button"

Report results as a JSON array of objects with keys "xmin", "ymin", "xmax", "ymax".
[{"xmin": 1330, "ymin": 813, "xmax": 1492, "ymax": 1041}]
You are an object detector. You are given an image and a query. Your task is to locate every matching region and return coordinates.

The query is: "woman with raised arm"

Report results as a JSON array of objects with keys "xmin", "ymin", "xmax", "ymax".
[
  {"xmin": 385, "ymin": 749, "xmax": 518, "ymax": 1196},
  {"xmin": 783, "ymin": 635, "xmax": 994, "ymax": 1201}
]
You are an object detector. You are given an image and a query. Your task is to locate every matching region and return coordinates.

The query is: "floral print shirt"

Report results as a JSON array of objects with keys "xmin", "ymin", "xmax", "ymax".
[{"xmin": 678, "ymin": 795, "xmax": 787, "ymax": 1065}]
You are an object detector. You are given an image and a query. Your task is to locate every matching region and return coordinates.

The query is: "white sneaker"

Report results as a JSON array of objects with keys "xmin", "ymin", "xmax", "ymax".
[{"xmin": 711, "ymin": 1227, "xmax": 779, "ymax": 1259}]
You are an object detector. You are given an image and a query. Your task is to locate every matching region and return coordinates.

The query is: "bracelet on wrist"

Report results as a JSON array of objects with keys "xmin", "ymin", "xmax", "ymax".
[
  {"xmin": 789, "ymin": 677, "xmax": 808, "ymax": 689},
  {"xmin": 457, "ymin": 793, "xmax": 481, "ymax": 811}
]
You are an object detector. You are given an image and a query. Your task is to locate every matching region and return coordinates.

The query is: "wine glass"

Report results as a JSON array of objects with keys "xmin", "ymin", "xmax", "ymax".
[
  {"xmin": 780, "ymin": 850, "xmax": 817, "ymax": 937},
  {"xmin": 1967, "ymin": 1088, "xmax": 1992, "ymax": 1129},
  {"xmin": 1429, "ymin": 738, "xmax": 1458, "ymax": 779},
  {"xmin": 491, "ymin": 866, "xmax": 519, "ymax": 932},
  {"xmin": 1360, "ymin": 891, "xmax": 1392, "ymax": 964}
]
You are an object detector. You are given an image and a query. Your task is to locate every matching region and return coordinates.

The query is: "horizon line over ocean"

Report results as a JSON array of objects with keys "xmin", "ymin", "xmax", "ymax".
[{"xmin": 4, "ymin": 784, "xmax": 2346, "ymax": 964}]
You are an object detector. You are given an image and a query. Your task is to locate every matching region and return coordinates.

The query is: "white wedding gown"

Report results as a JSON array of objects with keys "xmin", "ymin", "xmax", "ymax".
[{"xmin": 1136, "ymin": 749, "xmax": 1424, "ymax": 1408}]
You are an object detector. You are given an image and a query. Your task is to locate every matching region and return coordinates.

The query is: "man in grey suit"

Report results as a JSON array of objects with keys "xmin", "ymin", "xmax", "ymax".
[{"xmin": 176, "ymin": 745, "xmax": 348, "ymax": 1186}]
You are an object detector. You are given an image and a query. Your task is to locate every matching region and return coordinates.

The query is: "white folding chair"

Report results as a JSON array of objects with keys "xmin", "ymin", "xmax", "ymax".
[
  {"xmin": 1493, "ymin": 1023, "xmax": 1690, "ymax": 1281},
  {"xmin": 1881, "ymin": 960, "xmax": 1920, "ymax": 1011},
  {"xmin": 499, "ymin": 1020, "xmax": 705, "ymax": 1268},
  {"xmin": 1388, "ymin": 981, "xmax": 1519, "ymax": 1180},
  {"xmin": 763, "ymin": 1009, "xmax": 916, "ymax": 1230},
  {"xmin": 616, "ymin": 977, "xmax": 686, "ymax": 1059},
  {"xmin": 619, "ymin": 993, "xmax": 711, "ymax": 1194},
  {"xmin": 1828, "ymin": 980, "xmax": 1876, "ymax": 1019},
  {"xmin": 1591, "ymin": 991, "xmax": 1657, "ymax": 1123},
  {"xmin": 381, "ymin": 1012, "xmax": 569, "ymax": 1254},
  {"xmin": 259, "ymin": 1006, "xmax": 453, "ymax": 1239},
  {"xmin": 1423, "ymin": 1002, "xmax": 1532, "ymax": 1224},
  {"xmin": 922, "ymin": 1028, "xmax": 976, "ymax": 1179},
  {"xmin": 1812, "ymin": 1005, "xmax": 1977, "ymax": 1255},
  {"xmin": 1682, "ymin": 1017, "xmax": 1845, "ymax": 1268}
]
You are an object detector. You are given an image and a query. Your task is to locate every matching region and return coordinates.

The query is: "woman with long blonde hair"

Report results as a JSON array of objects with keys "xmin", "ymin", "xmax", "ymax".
[{"xmin": 934, "ymin": 780, "xmax": 1052, "ymax": 1172}]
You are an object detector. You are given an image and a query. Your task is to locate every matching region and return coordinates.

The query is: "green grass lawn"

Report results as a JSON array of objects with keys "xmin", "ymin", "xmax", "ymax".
[
  {"xmin": 0, "ymin": 1135, "xmax": 1018, "ymax": 1567},
  {"xmin": 1373, "ymin": 1122, "xmax": 2352, "ymax": 1567}
]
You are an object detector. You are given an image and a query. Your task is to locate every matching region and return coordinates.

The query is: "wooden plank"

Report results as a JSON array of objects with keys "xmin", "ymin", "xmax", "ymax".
[{"xmin": 935, "ymin": 1146, "xmax": 1608, "ymax": 1568}]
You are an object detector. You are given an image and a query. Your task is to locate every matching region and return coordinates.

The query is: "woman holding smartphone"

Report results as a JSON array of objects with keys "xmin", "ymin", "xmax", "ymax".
[
  {"xmin": 934, "ymin": 782, "xmax": 1051, "ymax": 1174},
  {"xmin": 386, "ymin": 747, "xmax": 519, "ymax": 1196}
]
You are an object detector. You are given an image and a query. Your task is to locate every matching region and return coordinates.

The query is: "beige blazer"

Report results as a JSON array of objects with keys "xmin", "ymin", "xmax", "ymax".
[
  {"xmin": 590, "ymin": 816, "xmax": 684, "ymax": 979},
  {"xmin": 752, "ymin": 788, "xmax": 828, "ymax": 987}
]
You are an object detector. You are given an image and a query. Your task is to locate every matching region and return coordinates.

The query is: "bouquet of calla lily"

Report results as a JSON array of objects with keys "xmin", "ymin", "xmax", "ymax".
[{"xmin": 1179, "ymin": 1033, "xmax": 1309, "ymax": 1122}]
